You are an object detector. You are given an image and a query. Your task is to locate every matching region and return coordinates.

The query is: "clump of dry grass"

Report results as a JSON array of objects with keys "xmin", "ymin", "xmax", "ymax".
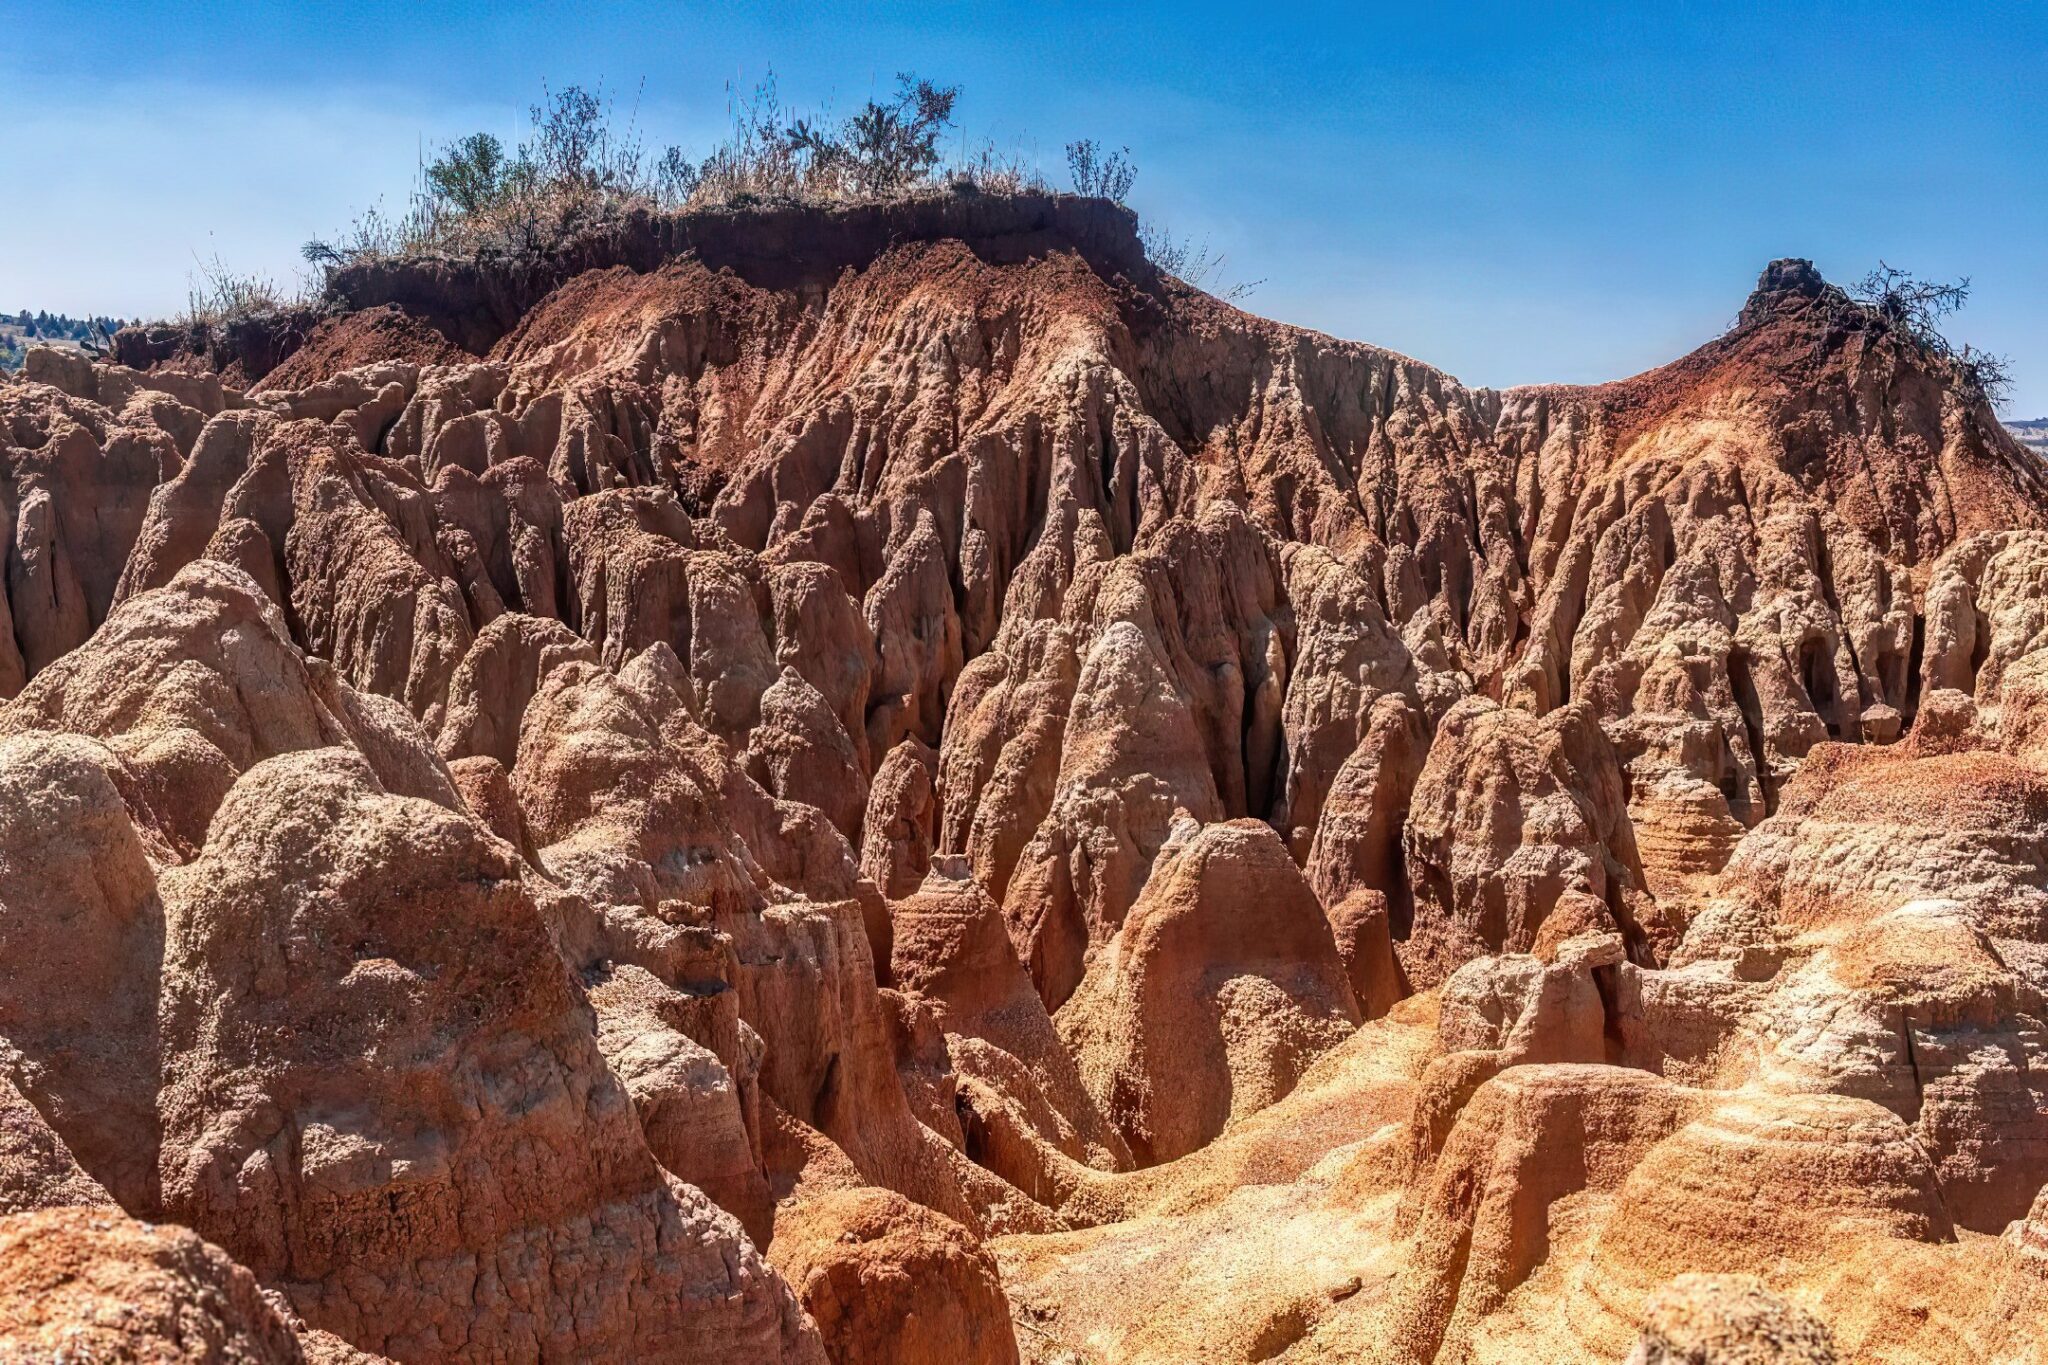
[
  {"xmin": 182, "ymin": 254, "xmax": 309, "ymax": 329},
  {"xmin": 1066, "ymin": 138, "xmax": 1259, "ymax": 301},
  {"xmin": 298, "ymin": 69, "xmax": 1259, "ymax": 303},
  {"xmin": 307, "ymin": 72, "xmax": 1054, "ymax": 272}
]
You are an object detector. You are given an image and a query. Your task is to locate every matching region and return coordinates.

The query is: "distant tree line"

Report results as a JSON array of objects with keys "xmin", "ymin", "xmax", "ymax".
[
  {"xmin": 0, "ymin": 311, "xmax": 129, "ymax": 371},
  {"xmin": 6, "ymin": 310, "xmax": 126, "ymax": 341}
]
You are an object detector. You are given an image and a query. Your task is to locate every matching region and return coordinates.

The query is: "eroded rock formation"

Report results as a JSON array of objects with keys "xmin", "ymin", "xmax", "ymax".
[{"xmin": 2, "ymin": 194, "xmax": 2045, "ymax": 1361}]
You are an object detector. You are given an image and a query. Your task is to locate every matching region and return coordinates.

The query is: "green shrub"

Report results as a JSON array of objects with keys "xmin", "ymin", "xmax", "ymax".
[
  {"xmin": 784, "ymin": 74, "xmax": 959, "ymax": 197},
  {"xmin": 425, "ymin": 132, "xmax": 510, "ymax": 214}
]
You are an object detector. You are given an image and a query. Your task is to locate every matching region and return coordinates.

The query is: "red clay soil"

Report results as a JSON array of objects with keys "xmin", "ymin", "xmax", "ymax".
[
  {"xmin": 488, "ymin": 261, "xmax": 797, "ymax": 370},
  {"xmin": 250, "ymin": 305, "xmax": 471, "ymax": 393}
]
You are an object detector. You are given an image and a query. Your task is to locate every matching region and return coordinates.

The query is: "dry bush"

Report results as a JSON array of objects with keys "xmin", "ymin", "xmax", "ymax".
[
  {"xmin": 1838, "ymin": 263, "xmax": 2014, "ymax": 408},
  {"xmin": 183, "ymin": 255, "xmax": 306, "ymax": 328},
  {"xmin": 307, "ymin": 80, "xmax": 686, "ymax": 267},
  {"xmin": 947, "ymin": 139, "xmax": 1051, "ymax": 196},
  {"xmin": 691, "ymin": 73, "xmax": 812, "ymax": 205},
  {"xmin": 1065, "ymin": 139, "xmax": 1136, "ymax": 203},
  {"xmin": 1959, "ymin": 346, "xmax": 2015, "ymax": 408},
  {"xmin": 310, "ymin": 71, "xmax": 1004, "ymax": 267},
  {"xmin": 691, "ymin": 72, "xmax": 1032, "ymax": 205},
  {"xmin": 1063, "ymin": 140, "xmax": 1256, "ymax": 299},
  {"xmin": 1140, "ymin": 225, "xmax": 1261, "ymax": 301}
]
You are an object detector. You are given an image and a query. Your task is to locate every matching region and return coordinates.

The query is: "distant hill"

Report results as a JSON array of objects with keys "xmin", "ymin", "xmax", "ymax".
[
  {"xmin": 0, "ymin": 311, "xmax": 127, "ymax": 371},
  {"xmin": 2010, "ymin": 418, "xmax": 2048, "ymax": 455}
]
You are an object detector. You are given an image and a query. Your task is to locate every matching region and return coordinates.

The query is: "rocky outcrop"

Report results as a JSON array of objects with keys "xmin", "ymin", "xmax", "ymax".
[
  {"xmin": 1585, "ymin": 1090, "xmax": 1957, "ymax": 1317},
  {"xmin": 1059, "ymin": 820, "xmax": 1359, "ymax": 1164},
  {"xmin": 1402, "ymin": 697, "xmax": 1659, "ymax": 985},
  {"xmin": 891, "ymin": 860, "xmax": 1132, "ymax": 1197},
  {"xmin": 2, "ymin": 560, "xmax": 461, "ymax": 853},
  {"xmin": 155, "ymin": 748, "xmax": 820, "ymax": 1362}
]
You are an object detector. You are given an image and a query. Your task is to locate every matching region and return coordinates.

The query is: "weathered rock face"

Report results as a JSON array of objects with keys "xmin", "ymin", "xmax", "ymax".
[
  {"xmin": 891, "ymin": 860, "xmax": 1133, "ymax": 1196},
  {"xmin": 0, "ymin": 1076, "xmax": 114, "ymax": 1216},
  {"xmin": 862, "ymin": 736, "xmax": 939, "ymax": 901},
  {"xmin": 1389, "ymin": 1064, "xmax": 1704, "ymax": 1362},
  {"xmin": 4, "ymin": 203, "xmax": 2046, "ymax": 1363},
  {"xmin": 0, "ymin": 1208, "xmax": 305, "ymax": 1364},
  {"xmin": 588, "ymin": 960, "xmax": 776, "ymax": 1245},
  {"xmin": 0, "ymin": 730, "xmax": 166, "ymax": 1210},
  {"xmin": 1402, "ymin": 696, "xmax": 1655, "ymax": 986},
  {"xmin": 1059, "ymin": 819, "xmax": 1359, "ymax": 1164},
  {"xmin": 154, "ymin": 749, "xmax": 821, "ymax": 1362},
  {"xmin": 1626, "ymin": 1274, "xmax": 1838, "ymax": 1365},
  {"xmin": 769, "ymin": 1188, "xmax": 1020, "ymax": 1365}
]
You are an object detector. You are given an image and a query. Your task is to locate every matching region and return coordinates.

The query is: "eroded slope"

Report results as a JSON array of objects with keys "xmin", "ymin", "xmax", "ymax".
[{"xmin": 0, "ymin": 195, "xmax": 2044, "ymax": 1362}]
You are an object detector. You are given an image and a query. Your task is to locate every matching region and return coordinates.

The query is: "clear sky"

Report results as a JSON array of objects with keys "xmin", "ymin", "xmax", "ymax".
[{"xmin": 3, "ymin": 1, "xmax": 2043, "ymax": 413}]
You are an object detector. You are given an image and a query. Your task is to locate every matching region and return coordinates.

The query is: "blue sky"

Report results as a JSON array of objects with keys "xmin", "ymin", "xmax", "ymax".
[{"xmin": 3, "ymin": 1, "xmax": 2044, "ymax": 412}]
